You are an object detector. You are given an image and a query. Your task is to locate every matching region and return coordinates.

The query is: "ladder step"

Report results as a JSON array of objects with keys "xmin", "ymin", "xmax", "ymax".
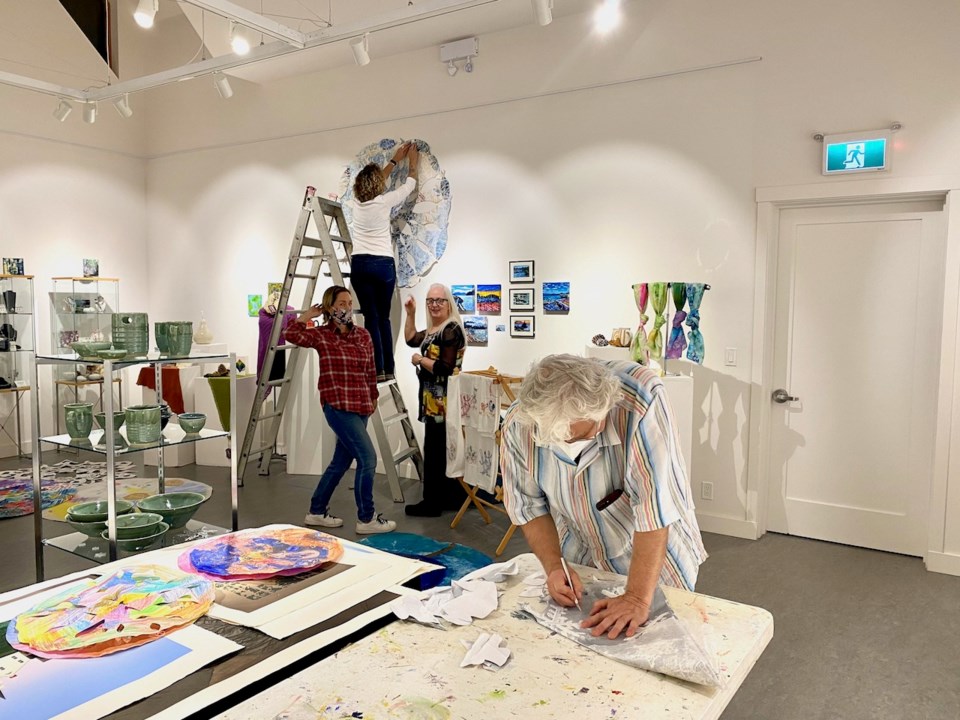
[
  {"xmin": 323, "ymin": 272, "xmax": 351, "ymax": 278},
  {"xmin": 266, "ymin": 378, "xmax": 290, "ymax": 387},
  {"xmin": 255, "ymin": 411, "xmax": 283, "ymax": 422},
  {"xmin": 393, "ymin": 447, "xmax": 419, "ymax": 464},
  {"xmin": 272, "ymin": 344, "xmax": 298, "ymax": 351},
  {"xmin": 301, "ymin": 237, "xmax": 324, "ymax": 249},
  {"xmin": 382, "ymin": 411, "xmax": 408, "ymax": 426},
  {"xmin": 290, "ymin": 273, "xmax": 315, "ymax": 280}
]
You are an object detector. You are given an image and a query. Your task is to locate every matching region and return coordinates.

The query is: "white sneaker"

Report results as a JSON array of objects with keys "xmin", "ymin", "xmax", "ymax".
[
  {"xmin": 304, "ymin": 512, "xmax": 343, "ymax": 528},
  {"xmin": 355, "ymin": 514, "xmax": 396, "ymax": 535}
]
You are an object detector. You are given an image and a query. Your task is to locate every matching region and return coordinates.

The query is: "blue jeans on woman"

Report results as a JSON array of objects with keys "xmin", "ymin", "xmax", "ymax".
[
  {"xmin": 351, "ymin": 254, "xmax": 396, "ymax": 376},
  {"xmin": 310, "ymin": 405, "xmax": 377, "ymax": 522}
]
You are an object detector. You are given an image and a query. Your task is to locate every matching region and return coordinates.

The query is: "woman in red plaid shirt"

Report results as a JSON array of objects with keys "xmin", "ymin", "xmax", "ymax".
[{"xmin": 284, "ymin": 285, "xmax": 396, "ymax": 535}]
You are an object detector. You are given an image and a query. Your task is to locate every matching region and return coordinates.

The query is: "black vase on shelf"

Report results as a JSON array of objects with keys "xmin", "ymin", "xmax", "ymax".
[
  {"xmin": 2, "ymin": 290, "xmax": 15, "ymax": 313},
  {"xmin": 159, "ymin": 402, "xmax": 172, "ymax": 431}
]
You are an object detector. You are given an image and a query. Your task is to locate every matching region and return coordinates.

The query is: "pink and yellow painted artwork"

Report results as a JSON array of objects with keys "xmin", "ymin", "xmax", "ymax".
[
  {"xmin": 7, "ymin": 565, "xmax": 214, "ymax": 659},
  {"xmin": 179, "ymin": 527, "xmax": 344, "ymax": 581}
]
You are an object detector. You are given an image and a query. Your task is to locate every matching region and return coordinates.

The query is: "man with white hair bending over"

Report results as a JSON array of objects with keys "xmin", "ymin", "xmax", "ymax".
[{"xmin": 501, "ymin": 354, "xmax": 707, "ymax": 640}]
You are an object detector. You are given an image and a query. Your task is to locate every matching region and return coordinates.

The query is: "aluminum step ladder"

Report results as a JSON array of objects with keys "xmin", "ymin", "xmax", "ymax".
[{"xmin": 237, "ymin": 187, "xmax": 422, "ymax": 504}]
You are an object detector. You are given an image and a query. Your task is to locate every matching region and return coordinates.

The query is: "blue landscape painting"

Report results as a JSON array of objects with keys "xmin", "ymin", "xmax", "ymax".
[
  {"xmin": 463, "ymin": 315, "xmax": 488, "ymax": 345},
  {"xmin": 542, "ymin": 282, "xmax": 570, "ymax": 313},
  {"xmin": 451, "ymin": 284, "xmax": 476, "ymax": 313}
]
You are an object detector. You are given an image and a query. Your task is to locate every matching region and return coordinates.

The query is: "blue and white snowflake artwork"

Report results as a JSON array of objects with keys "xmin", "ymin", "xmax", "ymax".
[{"xmin": 339, "ymin": 138, "xmax": 452, "ymax": 288}]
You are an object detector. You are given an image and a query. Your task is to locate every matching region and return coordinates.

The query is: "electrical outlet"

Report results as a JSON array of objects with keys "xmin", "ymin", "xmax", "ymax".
[
  {"xmin": 724, "ymin": 348, "xmax": 737, "ymax": 367},
  {"xmin": 701, "ymin": 481, "xmax": 714, "ymax": 501}
]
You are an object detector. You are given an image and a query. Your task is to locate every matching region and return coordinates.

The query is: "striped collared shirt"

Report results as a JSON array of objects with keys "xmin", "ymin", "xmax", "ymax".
[{"xmin": 500, "ymin": 360, "xmax": 707, "ymax": 590}]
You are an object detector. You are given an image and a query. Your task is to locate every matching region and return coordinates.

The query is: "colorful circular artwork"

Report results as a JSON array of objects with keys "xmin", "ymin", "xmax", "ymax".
[
  {"xmin": 338, "ymin": 138, "xmax": 452, "ymax": 288},
  {"xmin": 0, "ymin": 478, "xmax": 76, "ymax": 519},
  {"xmin": 184, "ymin": 527, "xmax": 344, "ymax": 580},
  {"xmin": 7, "ymin": 565, "xmax": 214, "ymax": 658}
]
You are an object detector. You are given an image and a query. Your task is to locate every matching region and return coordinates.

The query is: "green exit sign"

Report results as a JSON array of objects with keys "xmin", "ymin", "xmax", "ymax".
[{"xmin": 823, "ymin": 132, "xmax": 890, "ymax": 175}]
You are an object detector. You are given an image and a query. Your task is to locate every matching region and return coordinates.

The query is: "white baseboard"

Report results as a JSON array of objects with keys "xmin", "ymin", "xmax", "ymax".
[
  {"xmin": 925, "ymin": 551, "xmax": 960, "ymax": 576},
  {"xmin": 696, "ymin": 512, "xmax": 759, "ymax": 540}
]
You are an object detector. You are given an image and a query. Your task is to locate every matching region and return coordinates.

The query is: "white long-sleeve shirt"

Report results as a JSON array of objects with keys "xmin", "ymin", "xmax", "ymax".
[{"xmin": 347, "ymin": 177, "xmax": 417, "ymax": 257}]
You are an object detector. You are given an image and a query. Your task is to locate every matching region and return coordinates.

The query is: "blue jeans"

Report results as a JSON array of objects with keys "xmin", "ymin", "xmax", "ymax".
[
  {"xmin": 310, "ymin": 405, "xmax": 377, "ymax": 523},
  {"xmin": 351, "ymin": 254, "xmax": 396, "ymax": 375}
]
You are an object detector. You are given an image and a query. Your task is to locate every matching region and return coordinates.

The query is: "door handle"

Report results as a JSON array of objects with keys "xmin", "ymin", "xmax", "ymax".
[{"xmin": 772, "ymin": 388, "xmax": 799, "ymax": 404}]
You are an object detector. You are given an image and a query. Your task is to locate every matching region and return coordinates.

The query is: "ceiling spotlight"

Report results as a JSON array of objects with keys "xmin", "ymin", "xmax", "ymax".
[
  {"xmin": 350, "ymin": 34, "xmax": 370, "ymax": 66},
  {"xmin": 112, "ymin": 93, "xmax": 133, "ymax": 118},
  {"xmin": 594, "ymin": 0, "xmax": 622, "ymax": 33},
  {"xmin": 53, "ymin": 99, "xmax": 73, "ymax": 122},
  {"xmin": 464, "ymin": 57, "xmax": 474, "ymax": 73},
  {"xmin": 134, "ymin": 0, "xmax": 158, "ymax": 29},
  {"xmin": 82, "ymin": 102, "xmax": 97, "ymax": 124},
  {"xmin": 447, "ymin": 60, "xmax": 458, "ymax": 77},
  {"xmin": 213, "ymin": 72, "xmax": 233, "ymax": 99},
  {"xmin": 531, "ymin": 0, "xmax": 553, "ymax": 26},
  {"xmin": 230, "ymin": 21, "xmax": 252, "ymax": 56}
]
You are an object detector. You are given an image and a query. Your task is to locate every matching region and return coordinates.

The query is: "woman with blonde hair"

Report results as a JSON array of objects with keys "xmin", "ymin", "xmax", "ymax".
[
  {"xmin": 283, "ymin": 284, "xmax": 396, "ymax": 534},
  {"xmin": 403, "ymin": 283, "xmax": 467, "ymax": 516},
  {"xmin": 348, "ymin": 140, "xmax": 420, "ymax": 382}
]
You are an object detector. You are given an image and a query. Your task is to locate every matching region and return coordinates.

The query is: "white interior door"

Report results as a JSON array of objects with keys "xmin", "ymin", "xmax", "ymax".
[{"xmin": 766, "ymin": 199, "xmax": 946, "ymax": 556}]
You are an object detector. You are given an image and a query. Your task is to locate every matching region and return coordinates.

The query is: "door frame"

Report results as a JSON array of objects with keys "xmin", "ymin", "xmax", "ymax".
[{"xmin": 747, "ymin": 174, "xmax": 960, "ymax": 575}]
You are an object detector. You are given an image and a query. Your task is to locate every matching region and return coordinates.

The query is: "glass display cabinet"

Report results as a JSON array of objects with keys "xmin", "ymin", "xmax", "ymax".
[
  {"xmin": 49, "ymin": 277, "xmax": 120, "ymax": 355},
  {"xmin": 0, "ymin": 274, "xmax": 35, "ymax": 457}
]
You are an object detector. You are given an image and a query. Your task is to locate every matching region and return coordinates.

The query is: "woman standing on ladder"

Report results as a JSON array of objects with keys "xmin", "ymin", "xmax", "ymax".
[
  {"xmin": 404, "ymin": 283, "xmax": 467, "ymax": 517},
  {"xmin": 348, "ymin": 140, "xmax": 419, "ymax": 382}
]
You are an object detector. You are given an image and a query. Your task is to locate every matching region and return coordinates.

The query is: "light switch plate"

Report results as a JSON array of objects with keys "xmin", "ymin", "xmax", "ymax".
[{"xmin": 724, "ymin": 347, "xmax": 737, "ymax": 367}]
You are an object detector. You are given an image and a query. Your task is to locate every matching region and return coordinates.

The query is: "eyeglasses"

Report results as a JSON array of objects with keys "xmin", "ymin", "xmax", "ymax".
[{"xmin": 425, "ymin": 298, "xmax": 448, "ymax": 306}]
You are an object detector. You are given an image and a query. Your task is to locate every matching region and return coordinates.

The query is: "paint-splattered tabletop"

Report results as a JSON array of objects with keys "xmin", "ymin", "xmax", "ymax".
[{"xmin": 215, "ymin": 553, "xmax": 773, "ymax": 720}]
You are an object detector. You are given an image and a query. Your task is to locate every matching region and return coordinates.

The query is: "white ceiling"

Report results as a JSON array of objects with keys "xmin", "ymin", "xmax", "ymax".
[{"xmin": 0, "ymin": 0, "xmax": 602, "ymax": 97}]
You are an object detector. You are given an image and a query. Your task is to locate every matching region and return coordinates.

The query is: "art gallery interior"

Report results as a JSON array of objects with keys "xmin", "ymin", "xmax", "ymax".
[{"xmin": 0, "ymin": 0, "xmax": 959, "ymax": 718}]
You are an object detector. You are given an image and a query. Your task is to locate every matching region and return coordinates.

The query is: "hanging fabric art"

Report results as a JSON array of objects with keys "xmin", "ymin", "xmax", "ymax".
[
  {"xmin": 179, "ymin": 527, "xmax": 344, "ymax": 581},
  {"xmin": 521, "ymin": 579, "xmax": 721, "ymax": 687},
  {"xmin": 7, "ymin": 565, "xmax": 214, "ymax": 659},
  {"xmin": 665, "ymin": 282, "xmax": 688, "ymax": 360},
  {"xmin": 647, "ymin": 282, "xmax": 669, "ymax": 362},
  {"xmin": 338, "ymin": 138, "xmax": 452, "ymax": 288},
  {"xmin": 629, "ymin": 283, "xmax": 650, "ymax": 365},
  {"xmin": 685, "ymin": 283, "xmax": 707, "ymax": 364}
]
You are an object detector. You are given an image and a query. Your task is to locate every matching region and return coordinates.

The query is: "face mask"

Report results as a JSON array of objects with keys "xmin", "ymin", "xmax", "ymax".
[{"xmin": 331, "ymin": 307, "xmax": 352, "ymax": 325}]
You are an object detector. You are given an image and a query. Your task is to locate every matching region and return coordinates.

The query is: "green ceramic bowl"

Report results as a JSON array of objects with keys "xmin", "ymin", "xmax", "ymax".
[
  {"xmin": 136, "ymin": 492, "xmax": 205, "ymax": 529},
  {"xmin": 97, "ymin": 348, "xmax": 129, "ymax": 360},
  {"xmin": 94, "ymin": 411, "xmax": 126, "ymax": 432},
  {"xmin": 66, "ymin": 517, "xmax": 107, "ymax": 538},
  {"xmin": 101, "ymin": 522, "xmax": 170, "ymax": 552},
  {"xmin": 113, "ymin": 512, "xmax": 165, "ymax": 539},
  {"xmin": 71, "ymin": 341, "xmax": 112, "ymax": 359},
  {"xmin": 178, "ymin": 413, "xmax": 207, "ymax": 434},
  {"xmin": 66, "ymin": 500, "xmax": 135, "ymax": 522}
]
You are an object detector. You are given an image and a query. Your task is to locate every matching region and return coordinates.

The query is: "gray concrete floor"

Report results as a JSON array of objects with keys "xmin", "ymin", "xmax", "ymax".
[{"xmin": 2, "ymin": 453, "xmax": 959, "ymax": 719}]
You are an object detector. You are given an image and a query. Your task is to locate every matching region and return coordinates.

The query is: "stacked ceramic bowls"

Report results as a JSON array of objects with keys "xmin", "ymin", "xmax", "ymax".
[
  {"xmin": 137, "ymin": 492, "xmax": 206, "ymax": 529},
  {"xmin": 100, "ymin": 512, "xmax": 169, "ymax": 552},
  {"xmin": 126, "ymin": 404, "xmax": 162, "ymax": 444},
  {"xmin": 66, "ymin": 500, "xmax": 134, "ymax": 538},
  {"xmin": 112, "ymin": 313, "xmax": 149, "ymax": 357}
]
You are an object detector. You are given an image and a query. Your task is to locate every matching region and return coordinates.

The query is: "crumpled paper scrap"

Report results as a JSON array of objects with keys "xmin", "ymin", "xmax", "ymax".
[{"xmin": 460, "ymin": 632, "xmax": 511, "ymax": 669}]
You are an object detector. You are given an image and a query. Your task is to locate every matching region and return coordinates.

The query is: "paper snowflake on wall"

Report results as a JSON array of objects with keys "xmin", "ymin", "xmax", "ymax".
[{"xmin": 338, "ymin": 138, "xmax": 452, "ymax": 288}]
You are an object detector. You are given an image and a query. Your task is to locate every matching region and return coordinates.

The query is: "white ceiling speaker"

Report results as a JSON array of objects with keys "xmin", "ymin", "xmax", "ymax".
[
  {"xmin": 53, "ymin": 99, "xmax": 73, "ymax": 122},
  {"xmin": 213, "ymin": 72, "xmax": 233, "ymax": 99},
  {"xmin": 230, "ymin": 21, "xmax": 252, "ymax": 56},
  {"xmin": 350, "ymin": 34, "xmax": 371, "ymax": 66},
  {"xmin": 531, "ymin": 0, "xmax": 553, "ymax": 26},
  {"xmin": 134, "ymin": 0, "xmax": 158, "ymax": 29},
  {"xmin": 82, "ymin": 102, "xmax": 97, "ymax": 124},
  {"xmin": 112, "ymin": 93, "xmax": 133, "ymax": 118},
  {"xmin": 594, "ymin": 0, "xmax": 622, "ymax": 33}
]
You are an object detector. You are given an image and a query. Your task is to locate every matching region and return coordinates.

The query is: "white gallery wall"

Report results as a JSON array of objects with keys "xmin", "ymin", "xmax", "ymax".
[{"xmin": 4, "ymin": 0, "xmax": 960, "ymax": 566}]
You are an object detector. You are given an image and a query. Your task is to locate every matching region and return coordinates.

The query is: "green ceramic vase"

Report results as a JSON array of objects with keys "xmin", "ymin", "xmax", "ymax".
[
  {"xmin": 166, "ymin": 321, "xmax": 193, "ymax": 357},
  {"xmin": 64, "ymin": 402, "xmax": 94, "ymax": 439},
  {"xmin": 125, "ymin": 404, "xmax": 162, "ymax": 444},
  {"xmin": 155, "ymin": 322, "xmax": 171, "ymax": 353}
]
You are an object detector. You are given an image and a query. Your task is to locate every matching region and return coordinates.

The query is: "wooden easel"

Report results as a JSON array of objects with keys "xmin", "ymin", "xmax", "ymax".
[{"xmin": 450, "ymin": 366, "xmax": 523, "ymax": 556}]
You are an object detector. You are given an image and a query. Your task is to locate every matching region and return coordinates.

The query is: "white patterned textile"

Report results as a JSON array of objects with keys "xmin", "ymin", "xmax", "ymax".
[{"xmin": 445, "ymin": 373, "xmax": 465, "ymax": 477}]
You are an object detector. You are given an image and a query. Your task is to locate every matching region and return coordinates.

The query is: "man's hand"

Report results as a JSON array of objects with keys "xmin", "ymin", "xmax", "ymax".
[
  {"xmin": 546, "ymin": 566, "xmax": 582, "ymax": 608},
  {"xmin": 580, "ymin": 592, "xmax": 650, "ymax": 639}
]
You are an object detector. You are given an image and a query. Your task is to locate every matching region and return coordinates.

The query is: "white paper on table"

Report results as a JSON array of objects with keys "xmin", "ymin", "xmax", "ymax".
[
  {"xmin": 522, "ymin": 571, "xmax": 546, "ymax": 586},
  {"xmin": 459, "ymin": 632, "xmax": 511, "ymax": 668},
  {"xmin": 459, "ymin": 558, "xmax": 519, "ymax": 584},
  {"xmin": 391, "ymin": 577, "xmax": 501, "ymax": 627}
]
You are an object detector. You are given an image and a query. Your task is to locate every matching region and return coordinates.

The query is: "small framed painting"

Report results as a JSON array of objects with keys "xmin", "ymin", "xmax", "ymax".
[
  {"xmin": 247, "ymin": 295, "xmax": 263, "ymax": 317},
  {"xmin": 509, "ymin": 260, "xmax": 534, "ymax": 284},
  {"xmin": 463, "ymin": 316, "xmax": 488, "ymax": 345},
  {"xmin": 508, "ymin": 287, "xmax": 535, "ymax": 311},
  {"xmin": 2, "ymin": 258, "xmax": 24, "ymax": 275},
  {"xmin": 82, "ymin": 258, "xmax": 99, "ymax": 278},
  {"xmin": 477, "ymin": 284, "xmax": 502, "ymax": 314},
  {"xmin": 542, "ymin": 281, "xmax": 570, "ymax": 313},
  {"xmin": 451, "ymin": 284, "xmax": 476, "ymax": 313},
  {"xmin": 510, "ymin": 315, "xmax": 535, "ymax": 338}
]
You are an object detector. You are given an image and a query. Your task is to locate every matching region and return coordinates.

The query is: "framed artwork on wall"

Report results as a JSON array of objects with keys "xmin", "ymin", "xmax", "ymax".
[
  {"xmin": 508, "ymin": 287, "xmax": 535, "ymax": 311},
  {"xmin": 247, "ymin": 295, "xmax": 262, "ymax": 317},
  {"xmin": 477, "ymin": 284, "xmax": 502, "ymax": 314},
  {"xmin": 2, "ymin": 258, "xmax": 24, "ymax": 275},
  {"xmin": 509, "ymin": 260, "xmax": 534, "ymax": 283},
  {"xmin": 510, "ymin": 315, "xmax": 535, "ymax": 338},
  {"xmin": 83, "ymin": 259, "xmax": 99, "ymax": 278},
  {"xmin": 463, "ymin": 316, "xmax": 488, "ymax": 345},
  {"xmin": 451, "ymin": 284, "xmax": 476, "ymax": 313},
  {"xmin": 542, "ymin": 281, "xmax": 570, "ymax": 313}
]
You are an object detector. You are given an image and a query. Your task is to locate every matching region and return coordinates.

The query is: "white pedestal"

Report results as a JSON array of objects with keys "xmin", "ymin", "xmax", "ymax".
[
  {"xmin": 141, "ymin": 366, "xmax": 203, "ymax": 468},
  {"xmin": 584, "ymin": 344, "xmax": 694, "ymax": 479},
  {"xmin": 192, "ymin": 374, "xmax": 258, "ymax": 467}
]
